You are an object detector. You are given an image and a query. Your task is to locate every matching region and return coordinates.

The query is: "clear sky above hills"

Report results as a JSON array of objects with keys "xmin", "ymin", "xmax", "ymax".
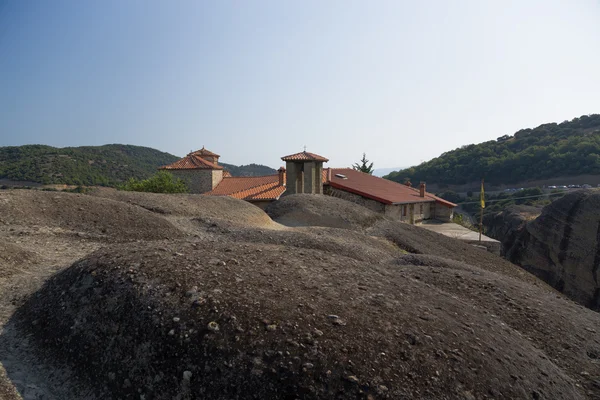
[{"xmin": 1, "ymin": 1, "xmax": 599, "ymax": 169}]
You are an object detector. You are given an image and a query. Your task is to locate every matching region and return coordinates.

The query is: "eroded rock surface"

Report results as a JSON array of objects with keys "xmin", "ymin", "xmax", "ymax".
[
  {"xmin": 1, "ymin": 190, "xmax": 600, "ymax": 399},
  {"xmin": 504, "ymin": 190, "xmax": 600, "ymax": 310},
  {"xmin": 483, "ymin": 205, "xmax": 541, "ymax": 256}
]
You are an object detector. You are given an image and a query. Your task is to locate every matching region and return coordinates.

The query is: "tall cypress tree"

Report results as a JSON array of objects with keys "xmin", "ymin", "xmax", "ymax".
[{"xmin": 352, "ymin": 153, "xmax": 374, "ymax": 174}]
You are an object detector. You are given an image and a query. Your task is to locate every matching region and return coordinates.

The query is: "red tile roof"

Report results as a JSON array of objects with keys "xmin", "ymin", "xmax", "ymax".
[
  {"xmin": 160, "ymin": 154, "xmax": 224, "ymax": 170},
  {"xmin": 323, "ymin": 168, "xmax": 456, "ymax": 207},
  {"xmin": 191, "ymin": 147, "xmax": 220, "ymax": 158},
  {"xmin": 207, "ymin": 175, "xmax": 285, "ymax": 201},
  {"xmin": 281, "ymin": 151, "xmax": 329, "ymax": 162}
]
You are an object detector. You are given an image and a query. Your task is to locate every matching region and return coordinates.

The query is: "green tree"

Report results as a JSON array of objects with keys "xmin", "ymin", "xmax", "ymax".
[
  {"xmin": 118, "ymin": 171, "xmax": 188, "ymax": 193},
  {"xmin": 353, "ymin": 153, "xmax": 374, "ymax": 174}
]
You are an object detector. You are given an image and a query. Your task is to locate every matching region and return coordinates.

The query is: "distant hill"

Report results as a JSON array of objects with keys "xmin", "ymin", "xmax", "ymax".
[
  {"xmin": 219, "ymin": 162, "xmax": 276, "ymax": 177},
  {"xmin": 385, "ymin": 114, "xmax": 600, "ymax": 186},
  {"xmin": 0, "ymin": 144, "xmax": 276, "ymax": 186}
]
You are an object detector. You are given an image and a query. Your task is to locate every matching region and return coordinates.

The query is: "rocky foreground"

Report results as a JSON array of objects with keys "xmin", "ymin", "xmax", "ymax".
[{"xmin": 1, "ymin": 189, "xmax": 600, "ymax": 399}]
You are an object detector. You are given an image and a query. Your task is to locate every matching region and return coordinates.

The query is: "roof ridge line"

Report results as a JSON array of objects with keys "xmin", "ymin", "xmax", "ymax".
[{"xmin": 222, "ymin": 174, "xmax": 279, "ymax": 179}]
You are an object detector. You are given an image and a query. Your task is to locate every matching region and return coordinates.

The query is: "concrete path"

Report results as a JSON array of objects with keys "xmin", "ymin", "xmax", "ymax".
[{"xmin": 420, "ymin": 220, "xmax": 499, "ymax": 244}]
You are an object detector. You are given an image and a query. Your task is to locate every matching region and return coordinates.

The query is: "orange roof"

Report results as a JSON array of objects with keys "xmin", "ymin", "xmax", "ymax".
[
  {"xmin": 281, "ymin": 151, "xmax": 329, "ymax": 162},
  {"xmin": 190, "ymin": 147, "xmax": 220, "ymax": 158},
  {"xmin": 223, "ymin": 170, "xmax": 232, "ymax": 178},
  {"xmin": 323, "ymin": 168, "xmax": 456, "ymax": 207},
  {"xmin": 207, "ymin": 175, "xmax": 285, "ymax": 201},
  {"xmin": 160, "ymin": 154, "xmax": 224, "ymax": 170}
]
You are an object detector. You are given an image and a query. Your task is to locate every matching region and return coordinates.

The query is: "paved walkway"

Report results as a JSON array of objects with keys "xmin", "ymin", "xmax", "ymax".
[{"xmin": 419, "ymin": 220, "xmax": 499, "ymax": 244}]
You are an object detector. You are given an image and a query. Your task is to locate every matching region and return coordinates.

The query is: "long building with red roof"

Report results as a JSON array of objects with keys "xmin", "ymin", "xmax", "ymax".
[{"xmin": 159, "ymin": 148, "xmax": 455, "ymax": 221}]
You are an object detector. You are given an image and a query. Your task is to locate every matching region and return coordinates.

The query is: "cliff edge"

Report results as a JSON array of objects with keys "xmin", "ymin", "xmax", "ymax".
[{"xmin": 504, "ymin": 190, "xmax": 600, "ymax": 310}]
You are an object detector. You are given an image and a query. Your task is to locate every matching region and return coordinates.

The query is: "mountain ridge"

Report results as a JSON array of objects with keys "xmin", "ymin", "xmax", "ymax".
[
  {"xmin": 385, "ymin": 114, "xmax": 600, "ymax": 186},
  {"xmin": 0, "ymin": 144, "xmax": 276, "ymax": 186}
]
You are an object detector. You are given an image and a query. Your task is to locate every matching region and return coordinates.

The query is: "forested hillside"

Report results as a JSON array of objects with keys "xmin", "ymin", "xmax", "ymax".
[
  {"xmin": 218, "ymin": 162, "xmax": 277, "ymax": 177},
  {"xmin": 0, "ymin": 144, "xmax": 275, "ymax": 186},
  {"xmin": 386, "ymin": 114, "xmax": 600, "ymax": 185}
]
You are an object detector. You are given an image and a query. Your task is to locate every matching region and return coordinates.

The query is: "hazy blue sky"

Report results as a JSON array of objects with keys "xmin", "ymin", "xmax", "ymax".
[{"xmin": 1, "ymin": 1, "xmax": 599, "ymax": 169}]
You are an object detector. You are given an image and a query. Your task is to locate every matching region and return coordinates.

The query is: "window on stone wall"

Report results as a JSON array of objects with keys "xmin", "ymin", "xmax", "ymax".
[
  {"xmin": 420, "ymin": 204, "xmax": 423, "ymax": 214},
  {"xmin": 403, "ymin": 205, "xmax": 407, "ymax": 216}
]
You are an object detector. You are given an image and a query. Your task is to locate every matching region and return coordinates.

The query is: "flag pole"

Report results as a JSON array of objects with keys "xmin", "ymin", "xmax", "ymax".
[{"xmin": 479, "ymin": 178, "xmax": 484, "ymax": 242}]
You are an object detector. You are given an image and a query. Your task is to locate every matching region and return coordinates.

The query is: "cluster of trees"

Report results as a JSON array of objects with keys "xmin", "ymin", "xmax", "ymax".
[
  {"xmin": 386, "ymin": 114, "xmax": 600, "ymax": 185},
  {"xmin": 0, "ymin": 144, "xmax": 276, "ymax": 186},
  {"xmin": 0, "ymin": 144, "xmax": 179, "ymax": 186},
  {"xmin": 119, "ymin": 171, "xmax": 188, "ymax": 193}
]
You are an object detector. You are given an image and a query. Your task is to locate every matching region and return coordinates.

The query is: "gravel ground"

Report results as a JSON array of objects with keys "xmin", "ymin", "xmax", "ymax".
[{"xmin": 1, "ymin": 189, "xmax": 599, "ymax": 399}]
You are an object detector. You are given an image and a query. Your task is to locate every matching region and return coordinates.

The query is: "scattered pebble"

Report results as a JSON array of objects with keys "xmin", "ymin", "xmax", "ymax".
[{"xmin": 208, "ymin": 321, "xmax": 219, "ymax": 332}]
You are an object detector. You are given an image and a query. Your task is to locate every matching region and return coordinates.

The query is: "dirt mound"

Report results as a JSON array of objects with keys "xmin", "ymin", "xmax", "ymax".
[
  {"xmin": 215, "ymin": 224, "xmax": 402, "ymax": 263},
  {"xmin": 89, "ymin": 187, "xmax": 279, "ymax": 229},
  {"xmin": 0, "ymin": 190, "xmax": 183, "ymax": 241},
  {"xmin": 505, "ymin": 190, "xmax": 600, "ymax": 310},
  {"xmin": 266, "ymin": 194, "xmax": 384, "ymax": 229},
  {"xmin": 267, "ymin": 194, "xmax": 540, "ymax": 284},
  {"xmin": 12, "ymin": 237, "xmax": 600, "ymax": 399},
  {"xmin": 0, "ymin": 242, "xmax": 39, "ymax": 279}
]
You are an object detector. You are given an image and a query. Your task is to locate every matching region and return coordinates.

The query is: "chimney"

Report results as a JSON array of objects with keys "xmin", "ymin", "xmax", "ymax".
[
  {"xmin": 419, "ymin": 182, "xmax": 426, "ymax": 197},
  {"xmin": 327, "ymin": 168, "xmax": 332, "ymax": 182},
  {"xmin": 278, "ymin": 167, "xmax": 286, "ymax": 186},
  {"xmin": 405, "ymin": 180, "xmax": 412, "ymax": 188}
]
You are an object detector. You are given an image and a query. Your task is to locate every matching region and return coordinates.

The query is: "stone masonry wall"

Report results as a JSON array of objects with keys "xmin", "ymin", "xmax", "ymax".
[
  {"xmin": 211, "ymin": 170, "xmax": 223, "ymax": 190},
  {"xmin": 326, "ymin": 186, "xmax": 440, "ymax": 224},
  {"xmin": 434, "ymin": 203, "xmax": 454, "ymax": 222},
  {"xmin": 171, "ymin": 170, "xmax": 215, "ymax": 194}
]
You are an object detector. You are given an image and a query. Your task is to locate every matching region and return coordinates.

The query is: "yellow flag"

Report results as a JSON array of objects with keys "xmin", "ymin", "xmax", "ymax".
[{"xmin": 480, "ymin": 180, "xmax": 485, "ymax": 209}]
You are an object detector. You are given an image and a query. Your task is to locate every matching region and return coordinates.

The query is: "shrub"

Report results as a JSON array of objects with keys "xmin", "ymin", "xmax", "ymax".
[{"xmin": 118, "ymin": 171, "xmax": 188, "ymax": 194}]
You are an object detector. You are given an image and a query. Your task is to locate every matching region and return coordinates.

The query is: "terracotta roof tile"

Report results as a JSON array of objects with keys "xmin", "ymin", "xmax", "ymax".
[
  {"xmin": 247, "ymin": 184, "xmax": 286, "ymax": 200},
  {"xmin": 323, "ymin": 168, "xmax": 456, "ymax": 207},
  {"xmin": 160, "ymin": 154, "xmax": 223, "ymax": 170},
  {"xmin": 207, "ymin": 175, "xmax": 285, "ymax": 201},
  {"xmin": 190, "ymin": 147, "xmax": 220, "ymax": 158},
  {"xmin": 281, "ymin": 151, "xmax": 329, "ymax": 162}
]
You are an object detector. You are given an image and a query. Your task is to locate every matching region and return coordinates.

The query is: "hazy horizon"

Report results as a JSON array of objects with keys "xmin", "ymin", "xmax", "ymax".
[{"xmin": 2, "ymin": 1, "xmax": 599, "ymax": 169}]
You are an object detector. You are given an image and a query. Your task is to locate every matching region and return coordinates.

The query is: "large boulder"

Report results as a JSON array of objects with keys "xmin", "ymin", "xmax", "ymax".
[
  {"xmin": 505, "ymin": 190, "xmax": 600, "ymax": 309},
  {"xmin": 0, "ymin": 190, "xmax": 183, "ymax": 241},
  {"xmin": 483, "ymin": 205, "xmax": 541, "ymax": 255},
  {"xmin": 89, "ymin": 187, "xmax": 279, "ymax": 229},
  {"xmin": 266, "ymin": 194, "xmax": 384, "ymax": 229}
]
